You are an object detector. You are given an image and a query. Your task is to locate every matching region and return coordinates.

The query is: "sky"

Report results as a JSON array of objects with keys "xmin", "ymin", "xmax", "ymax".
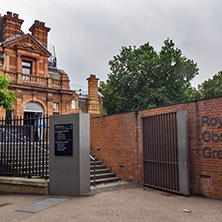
[{"xmin": 1, "ymin": 0, "xmax": 222, "ymax": 91}]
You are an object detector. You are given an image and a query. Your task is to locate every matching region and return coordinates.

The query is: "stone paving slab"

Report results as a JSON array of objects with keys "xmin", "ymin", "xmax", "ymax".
[{"xmin": 16, "ymin": 198, "xmax": 68, "ymax": 213}]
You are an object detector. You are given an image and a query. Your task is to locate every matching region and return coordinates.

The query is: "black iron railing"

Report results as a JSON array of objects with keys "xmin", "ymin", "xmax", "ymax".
[{"xmin": 0, "ymin": 115, "xmax": 49, "ymax": 179}]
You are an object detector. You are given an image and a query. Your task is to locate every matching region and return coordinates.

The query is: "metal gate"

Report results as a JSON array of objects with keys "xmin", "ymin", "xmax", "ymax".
[{"xmin": 142, "ymin": 110, "xmax": 189, "ymax": 195}]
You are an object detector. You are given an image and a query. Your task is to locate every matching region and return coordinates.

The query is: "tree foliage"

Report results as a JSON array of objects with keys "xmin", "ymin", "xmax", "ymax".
[
  {"xmin": 100, "ymin": 39, "xmax": 199, "ymax": 114},
  {"xmin": 0, "ymin": 74, "xmax": 17, "ymax": 110},
  {"xmin": 190, "ymin": 71, "xmax": 222, "ymax": 100}
]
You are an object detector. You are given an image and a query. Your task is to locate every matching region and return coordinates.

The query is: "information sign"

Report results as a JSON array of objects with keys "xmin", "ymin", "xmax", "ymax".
[{"xmin": 54, "ymin": 124, "xmax": 73, "ymax": 156}]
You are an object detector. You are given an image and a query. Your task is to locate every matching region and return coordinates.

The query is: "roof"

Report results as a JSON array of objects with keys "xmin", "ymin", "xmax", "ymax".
[
  {"xmin": 4, "ymin": 34, "xmax": 22, "ymax": 43},
  {"xmin": 3, "ymin": 33, "xmax": 48, "ymax": 52},
  {"xmin": 1, "ymin": 34, "xmax": 51, "ymax": 57},
  {"xmin": 48, "ymin": 71, "xmax": 61, "ymax": 79}
]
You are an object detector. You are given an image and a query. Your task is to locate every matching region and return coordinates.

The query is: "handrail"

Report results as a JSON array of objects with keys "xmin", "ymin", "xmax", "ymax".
[{"xmin": 90, "ymin": 154, "xmax": 96, "ymax": 187}]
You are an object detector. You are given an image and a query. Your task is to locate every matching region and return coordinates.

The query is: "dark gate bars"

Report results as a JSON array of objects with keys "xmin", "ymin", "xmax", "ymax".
[
  {"xmin": 0, "ymin": 115, "xmax": 49, "ymax": 179},
  {"xmin": 142, "ymin": 112, "xmax": 179, "ymax": 193}
]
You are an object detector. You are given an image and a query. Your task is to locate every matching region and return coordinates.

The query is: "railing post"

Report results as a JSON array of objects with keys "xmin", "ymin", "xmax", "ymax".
[
  {"xmin": 0, "ymin": 117, "xmax": 3, "ymax": 174},
  {"xmin": 45, "ymin": 114, "xmax": 49, "ymax": 179}
]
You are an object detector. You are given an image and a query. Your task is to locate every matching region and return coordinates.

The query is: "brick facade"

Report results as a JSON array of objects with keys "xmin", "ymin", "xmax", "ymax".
[
  {"xmin": 90, "ymin": 96, "xmax": 222, "ymax": 199},
  {"xmin": 0, "ymin": 11, "xmax": 103, "ymax": 118}
]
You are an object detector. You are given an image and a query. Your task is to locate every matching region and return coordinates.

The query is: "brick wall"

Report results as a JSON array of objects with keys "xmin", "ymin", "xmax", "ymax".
[{"xmin": 90, "ymin": 96, "xmax": 222, "ymax": 199}]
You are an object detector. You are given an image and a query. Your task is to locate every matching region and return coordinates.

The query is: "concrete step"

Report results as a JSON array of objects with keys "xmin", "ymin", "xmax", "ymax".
[
  {"xmin": 90, "ymin": 172, "xmax": 116, "ymax": 180},
  {"xmin": 90, "ymin": 176, "xmax": 120, "ymax": 186},
  {"xmin": 90, "ymin": 168, "xmax": 111, "ymax": 175},
  {"xmin": 90, "ymin": 153, "xmax": 121, "ymax": 186},
  {"xmin": 90, "ymin": 164, "xmax": 108, "ymax": 170},
  {"xmin": 90, "ymin": 160, "xmax": 103, "ymax": 166},
  {"xmin": 90, "ymin": 181, "xmax": 136, "ymax": 194}
]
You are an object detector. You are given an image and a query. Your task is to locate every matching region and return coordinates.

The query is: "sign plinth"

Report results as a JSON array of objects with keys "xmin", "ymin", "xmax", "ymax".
[{"xmin": 49, "ymin": 114, "xmax": 90, "ymax": 196}]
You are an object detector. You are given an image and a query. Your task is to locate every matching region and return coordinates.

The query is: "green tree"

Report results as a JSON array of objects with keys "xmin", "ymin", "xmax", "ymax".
[
  {"xmin": 0, "ymin": 74, "xmax": 17, "ymax": 110},
  {"xmin": 191, "ymin": 71, "xmax": 222, "ymax": 100},
  {"xmin": 100, "ymin": 39, "xmax": 198, "ymax": 114}
]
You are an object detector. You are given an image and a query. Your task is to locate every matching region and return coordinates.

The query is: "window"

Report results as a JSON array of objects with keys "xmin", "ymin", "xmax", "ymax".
[
  {"xmin": 53, "ymin": 102, "xmax": 59, "ymax": 111},
  {"xmin": 72, "ymin": 100, "xmax": 76, "ymax": 109},
  {"xmin": 22, "ymin": 60, "xmax": 32, "ymax": 81},
  {"xmin": 22, "ymin": 60, "xmax": 32, "ymax": 74}
]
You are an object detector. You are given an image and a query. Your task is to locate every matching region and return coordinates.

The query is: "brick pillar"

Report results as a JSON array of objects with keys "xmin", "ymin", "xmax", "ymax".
[
  {"xmin": 29, "ymin": 20, "xmax": 50, "ymax": 48},
  {"xmin": 87, "ymin": 74, "xmax": 100, "ymax": 115},
  {"xmin": 47, "ymin": 94, "xmax": 53, "ymax": 116},
  {"xmin": 16, "ymin": 52, "xmax": 21, "ymax": 73},
  {"xmin": 1, "ymin": 11, "xmax": 24, "ymax": 41},
  {"xmin": 14, "ymin": 92, "xmax": 23, "ymax": 117},
  {"xmin": 61, "ymin": 73, "xmax": 70, "ymax": 89},
  {"xmin": 36, "ymin": 57, "xmax": 40, "ymax": 75},
  {"xmin": 3, "ymin": 51, "xmax": 10, "ymax": 71},
  {"xmin": 44, "ymin": 59, "xmax": 49, "ymax": 77}
]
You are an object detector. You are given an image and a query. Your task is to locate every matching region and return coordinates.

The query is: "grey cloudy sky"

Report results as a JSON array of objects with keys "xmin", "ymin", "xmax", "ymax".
[{"xmin": 1, "ymin": 0, "xmax": 222, "ymax": 91}]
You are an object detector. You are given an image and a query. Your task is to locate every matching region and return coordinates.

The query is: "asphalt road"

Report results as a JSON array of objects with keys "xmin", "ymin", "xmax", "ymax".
[{"xmin": 0, "ymin": 187, "xmax": 221, "ymax": 222}]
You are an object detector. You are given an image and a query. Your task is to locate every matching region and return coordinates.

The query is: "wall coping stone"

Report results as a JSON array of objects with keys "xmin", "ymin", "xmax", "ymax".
[{"xmin": 0, "ymin": 176, "xmax": 48, "ymax": 187}]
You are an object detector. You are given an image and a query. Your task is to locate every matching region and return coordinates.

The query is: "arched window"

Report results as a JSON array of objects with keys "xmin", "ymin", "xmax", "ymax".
[
  {"xmin": 24, "ymin": 102, "xmax": 44, "ymax": 113},
  {"xmin": 24, "ymin": 101, "xmax": 44, "ymax": 123}
]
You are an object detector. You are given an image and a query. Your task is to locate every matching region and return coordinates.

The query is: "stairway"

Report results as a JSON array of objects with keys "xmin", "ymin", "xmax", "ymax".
[{"xmin": 90, "ymin": 154, "xmax": 120, "ymax": 186}]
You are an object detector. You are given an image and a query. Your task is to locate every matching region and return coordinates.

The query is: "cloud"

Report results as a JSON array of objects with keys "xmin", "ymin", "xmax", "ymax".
[{"xmin": 1, "ymin": 0, "xmax": 222, "ymax": 88}]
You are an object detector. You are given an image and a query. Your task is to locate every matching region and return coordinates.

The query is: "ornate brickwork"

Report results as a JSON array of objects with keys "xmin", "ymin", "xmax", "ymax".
[
  {"xmin": 0, "ymin": 11, "xmax": 104, "ymax": 118},
  {"xmin": 0, "ymin": 11, "xmax": 78, "ymax": 118}
]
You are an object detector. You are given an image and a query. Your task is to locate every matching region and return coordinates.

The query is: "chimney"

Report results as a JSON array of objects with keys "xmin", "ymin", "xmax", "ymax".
[
  {"xmin": 0, "ymin": 11, "xmax": 24, "ymax": 41},
  {"xmin": 29, "ymin": 20, "xmax": 50, "ymax": 48},
  {"xmin": 87, "ymin": 74, "xmax": 100, "ymax": 115}
]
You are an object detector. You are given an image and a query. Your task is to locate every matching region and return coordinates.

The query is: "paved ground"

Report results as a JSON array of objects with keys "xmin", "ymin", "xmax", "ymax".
[{"xmin": 0, "ymin": 187, "xmax": 222, "ymax": 222}]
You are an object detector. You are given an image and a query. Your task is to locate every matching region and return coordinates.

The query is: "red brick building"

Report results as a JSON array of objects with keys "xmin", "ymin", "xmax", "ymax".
[{"xmin": 0, "ymin": 11, "xmax": 103, "ymax": 118}]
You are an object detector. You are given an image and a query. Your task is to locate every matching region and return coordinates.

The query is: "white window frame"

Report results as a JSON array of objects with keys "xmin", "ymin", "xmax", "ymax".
[
  {"xmin": 53, "ymin": 102, "xmax": 59, "ymax": 111},
  {"xmin": 72, "ymin": 100, "xmax": 76, "ymax": 109}
]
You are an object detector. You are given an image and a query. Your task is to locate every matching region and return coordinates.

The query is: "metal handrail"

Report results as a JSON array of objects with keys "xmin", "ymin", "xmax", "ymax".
[{"xmin": 90, "ymin": 154, "xmax": 96, "ymax": 187}]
